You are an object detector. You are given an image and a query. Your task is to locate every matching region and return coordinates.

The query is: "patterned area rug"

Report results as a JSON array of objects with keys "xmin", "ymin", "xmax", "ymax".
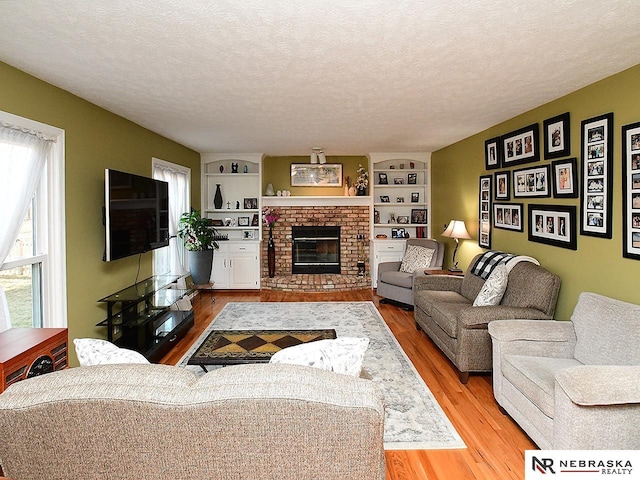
[{"xmin": 178, "ymin": 301, "xmax": 465, "ymax": 450}]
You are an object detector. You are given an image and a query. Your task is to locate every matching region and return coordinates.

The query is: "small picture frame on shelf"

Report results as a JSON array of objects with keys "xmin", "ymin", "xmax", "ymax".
[
  {"xmin": 238, "ymin": 216, "xmax": 250, "ymax": 226},
  {"xmin": 392, "ymin": 228, "xmax": 406, "ymax": 238},
  {"xmin": 380, "ymin": 195, "xmax": 390, "ymax": 203},
  {"xmin": 388, "ymin": 212, "xmax": 396, "ymax": 223},
  {"xmin": 224, "ymin": 218, "xmax": 236, "ymax": 227},
  {"xmin": 397, "ymin": 196, "xmax": 405, "ymax": 203},
  {"xmin": 211, "ymin": 219, "xmax": 224, "ymax": 226},
  {"xmin": 244, "ymin": 197, "xmax": 258, "ymax": 209},
  {"xmin": 242, "ymin": 230, "xmax": 255, "ymax": 240},
  {"xmin": 411, "ymin": 208, "xmax": 427, "ymax": 224},
  {"xmin": 407, "ymin": 173, "xmax": 417, "ymax": 184},
  {"xmin": 411, "ymin": 192, "xmax": 420, "ymax": 202},
  {"xmin": 397, "ymin": 215, "xmax": 409, "ymax": 224},
  {"xmin": 394, "ymin": 177, "xmax": 404, "ymax": 185},
  {"xmin": 251, "ymin": 213, "xmax": 259, "ymax": 226},
  {"xmin": 378, "ymin": 172, "xmax": 388, "ymax": 184}
]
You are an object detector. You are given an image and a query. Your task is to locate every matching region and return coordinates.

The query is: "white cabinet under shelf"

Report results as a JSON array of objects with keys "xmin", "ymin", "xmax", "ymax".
[
  {"xmin": 211, "ymin": 241, "xmax": 260, "ymax": 290},
  {"xmin": 371, "ymin": 240, "xmax": 406, "ymax": 288}
]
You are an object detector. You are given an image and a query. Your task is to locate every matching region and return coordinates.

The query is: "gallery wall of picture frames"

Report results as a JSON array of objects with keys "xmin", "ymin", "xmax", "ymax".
[{"xmin": 476, "ymin": 110, "xmax": 640, "ymax": 257}]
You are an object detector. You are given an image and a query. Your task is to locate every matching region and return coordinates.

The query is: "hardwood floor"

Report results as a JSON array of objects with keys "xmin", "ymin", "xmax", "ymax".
[{"xmin": 159, "ymin": 289, "xmax": 535, "ymax": 480}]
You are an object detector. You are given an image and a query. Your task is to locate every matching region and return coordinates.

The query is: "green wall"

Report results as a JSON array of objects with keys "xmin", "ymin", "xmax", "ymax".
[
  {"xmin": 263, "ymin": 155, "xmax": 368, "ymax": 196},
  {"xmin": 432, "ymin": 64, "xmax": 640, "ymax": 319},
  {"xmin": 0, "ymin": 62, "xmax": 201, "ymax": 365}
]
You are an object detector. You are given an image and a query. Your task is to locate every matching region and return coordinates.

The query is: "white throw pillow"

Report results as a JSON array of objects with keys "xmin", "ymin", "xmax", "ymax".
[
  {"xmin": 269, "ymin": 337, "xmax": 369, "ymax": 377},
  {"xmin": 473, "ymin": 264, "xmax": 509, "ymax": 306},
  {"xmin": 399, "ymin": 245, "xmax": 436, "ymax": 273},
  {"xmin": 74, "ymin": 338, "xmax": 150, "ymax": 366}
]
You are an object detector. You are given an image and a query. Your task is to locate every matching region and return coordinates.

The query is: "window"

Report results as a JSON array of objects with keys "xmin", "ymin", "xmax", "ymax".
[
  {"xmin": 0, "ymin": 110, "xmax": 66, "ymax": 331},
  {"xmin": 152, "ymin": 158, "xmax": 190, "ymax": 277}
]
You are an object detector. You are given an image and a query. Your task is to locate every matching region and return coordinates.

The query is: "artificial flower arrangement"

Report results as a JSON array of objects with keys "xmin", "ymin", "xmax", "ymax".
[
  {"xmin": 262, "ymin": 206, "xmax": 281, "ymax": 230},
  {"xmin": 356, "ymin": 164, "xmax": 369, "ymax": 193}
]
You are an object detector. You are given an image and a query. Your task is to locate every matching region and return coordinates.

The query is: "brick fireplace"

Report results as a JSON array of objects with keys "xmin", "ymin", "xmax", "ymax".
[{"xmin": 260, "ymin": 203, "xmax": 370, "ymax": 292}]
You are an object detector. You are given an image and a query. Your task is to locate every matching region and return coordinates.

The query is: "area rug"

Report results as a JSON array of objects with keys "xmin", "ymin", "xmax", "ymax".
[{"xmin": 178, "ymin": 301, "xmax": 466, "ymax": 450}]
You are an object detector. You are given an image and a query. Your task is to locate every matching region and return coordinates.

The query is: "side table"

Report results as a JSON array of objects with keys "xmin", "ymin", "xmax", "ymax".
[
  {"xmin": 0, "ymin": 327, "xmax": 68, "ymax": 393},
  {"xmin": 424, "ymin": 269, "xmax": 465, "ymax": 276}
]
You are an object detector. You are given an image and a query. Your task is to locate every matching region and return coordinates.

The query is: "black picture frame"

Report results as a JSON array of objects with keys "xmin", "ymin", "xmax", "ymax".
[
  {"xmin": 244, "ymin": 197, "xmax": 258, "ymax": 209},
  {"xmin": 238, "ymin": 216, "xmax": 250, "ymax": 226},
  {"xmin": 407, "ymin": 173, "xmax": 417, "ymax": 184},
  {"xmin": 493, "ymin": 203, "xmax": 524, "ymax": 232},
  {"xmin": 551, "ymin": 157, "xmax": 578, "ymax": 198},
  {"xmin": 528, "ymin": 204, "xmax": 577, "ymax": 250},
  {"xmin": 622, "ymin": 121, "xmax": 640, "ymax": 260},
  {"xmin": 485, "ymin": 137, "xmax": 501, "ymax": 170},
  {"xmin": 501, "ymin": 123, "xmax": 540, "ymax": 167},
  {"xmin": 251, "ymin": 213, "xmax": 259, "ymax": 226},
  {"xmin": 378, "ymin": 172, "xmax": 388, "ymax": 184},
  {"xmin": 479, "ymin": 175, "xmax": 492, "ymax": 248},
  {"xmin": 543, "ymin": 112, "xmax": 571, "ymax": 159},
  {"xmin": 513, "ymin": 164, "xmax": 551, "ymax": 198},
  {"xmin": 380, "ymin": 195, "xmax": 390, "ymax": 203},
  {"xmin": 580, "ymin": 112, "xmax": 613, "ymax": 238},
  {"xmin": 411, "ymin": 192, "xmax": 420, "ymax": 203},
  {"xmin": 410, "ymin": 208, "xmax": 428, "ymax": 224},
  {"xmin": 494, "ymin": 170, "xmax": 510, "ymax": 200}
]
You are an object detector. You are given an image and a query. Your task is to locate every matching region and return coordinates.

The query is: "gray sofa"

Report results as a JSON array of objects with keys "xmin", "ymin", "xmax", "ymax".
[
  {"xmin": 489, "ymin": 292, "xmax": 640, "ymax": 449},
  {"xmin": 0, "ymin": 363, "xmax": 385, "ymax": 480},
  {"xmin": 377, "ymin": 238, "xmax": 445, "ymax": 308},
  {"xmin": 413, "ymin": 253, "xmax": 561, "ymax": 383}
]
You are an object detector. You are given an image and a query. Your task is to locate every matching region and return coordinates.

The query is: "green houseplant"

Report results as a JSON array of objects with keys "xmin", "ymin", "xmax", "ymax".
[{"xmin": 177, "ymin": 210, "xmax": 218, "ymax": 285}]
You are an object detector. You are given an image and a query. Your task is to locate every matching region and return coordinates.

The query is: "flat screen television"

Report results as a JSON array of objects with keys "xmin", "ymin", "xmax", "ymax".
[{"xmin": 104, "ymin": 169, "xmax": 169, "ymax": 261}]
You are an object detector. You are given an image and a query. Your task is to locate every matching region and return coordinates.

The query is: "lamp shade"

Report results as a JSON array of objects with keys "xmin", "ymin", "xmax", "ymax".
[{"xmin": 442, "ymin": 220, "xmax": 471, "ymax": 240}]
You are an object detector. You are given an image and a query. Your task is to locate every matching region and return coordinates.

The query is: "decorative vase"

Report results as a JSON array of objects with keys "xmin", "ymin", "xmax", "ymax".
[
  {"xmin": 268, "ymin": 227, "xmax": 276, "ymax": 278},
  {"xmin": 349, "ymin": 186, "xmax": 357, "ymax": 196},
  {"xmin": 356, "ymin": 187, "xmax": 366, "ymax": 196},
  {"xmin": 214, "ymin": 184, "xmax": 223, "ymax": 209},
  {"xmin": 188, "ymin": 249, "xmax": 214, "ymax": 285},
  {"xmin": 344, "ymin": 184, "xmax": 349, "ymax": 196}
]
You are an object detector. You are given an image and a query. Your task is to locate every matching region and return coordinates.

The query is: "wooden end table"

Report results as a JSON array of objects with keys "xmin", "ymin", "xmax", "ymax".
[{"xmin": 424, "ymin": 269, "xmax": 465, "ymax": 276}]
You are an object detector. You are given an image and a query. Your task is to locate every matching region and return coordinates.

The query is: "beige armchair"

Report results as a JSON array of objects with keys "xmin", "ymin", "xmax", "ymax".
[
  {"xmin": 413, "ymin": 253, "xmax": 560, "ymax": 383},
  {"xmin": 377, "ymin": 238, "xmax": 445, "ymax": 309},
  {"xmin": 489, "ymin": 292, "xmax": 640, "ymax": 449}
]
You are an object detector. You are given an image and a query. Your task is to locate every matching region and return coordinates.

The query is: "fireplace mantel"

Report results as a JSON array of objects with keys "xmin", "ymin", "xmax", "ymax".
[{"xmin": 261, "ymin": 196, "xmax": 371, "ymax": 207}]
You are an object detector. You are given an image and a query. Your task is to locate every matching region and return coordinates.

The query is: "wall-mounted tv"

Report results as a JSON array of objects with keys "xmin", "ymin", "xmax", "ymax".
[{"xmin": 104, "ymin": 169, "xmax": 169, "ymax": 261}]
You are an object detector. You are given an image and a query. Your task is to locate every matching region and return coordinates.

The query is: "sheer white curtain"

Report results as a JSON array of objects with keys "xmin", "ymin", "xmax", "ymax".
[
  {"xmin": 153, "ymin": 159, "xmax": 190, "ymax": 277},
  {"xmin": 0, "ymin": 122, "xmax": 53, "ymax": 332}
]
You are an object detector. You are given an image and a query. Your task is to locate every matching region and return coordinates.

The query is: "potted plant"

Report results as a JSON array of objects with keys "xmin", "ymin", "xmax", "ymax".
[{"xmin": 177, "ymin": 210, "xmax": 218, "ymax": 285}]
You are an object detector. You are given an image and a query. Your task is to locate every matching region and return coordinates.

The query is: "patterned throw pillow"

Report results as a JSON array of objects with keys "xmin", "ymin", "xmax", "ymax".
[
  {"xmin": 473, "ymin": 264, "xmax": 509, "ymax": 306},
  {"xmin": 74, "ymin": 338, "xmax": 150, "ymax": 366},
  {"xmin": 269, "ymin": 337, "xmax": 369, "ymax": 377},
  {"xmin": 399, "ymin": 245, "xmax": 436, "ymax": 273}
]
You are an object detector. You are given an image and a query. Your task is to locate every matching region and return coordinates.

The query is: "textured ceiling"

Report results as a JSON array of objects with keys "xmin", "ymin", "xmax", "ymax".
[{"xmin": 0, "ymin": 0, "xmax": 639, "ymax": 155}]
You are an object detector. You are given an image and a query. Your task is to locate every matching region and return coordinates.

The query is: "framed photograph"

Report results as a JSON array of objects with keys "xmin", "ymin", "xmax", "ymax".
[
  {"xmin": 485, "ymin": 136, "xmax": 501, "ymax": 170},
  {"xmin": 493, "ymin": 203, "xmax": 523, "ymax": 232},
  {"xmin": 528, "ymin": 204, "xmax": 577, "ymax": 250},
  {"xmin": 622, "ymin": 121, "xmax": 640, "ymax": 259},
  {"xmin": 243, "ymin": 197, "xmax": 258, "ymax": 209},
  {"xmin": 551, "ymin": 157, "xmax": 578, "ymax": 198},
  {"xmin": 238, "ymin": 216, "xmax": 250, "ymax": 226},
  {"xmin": 411, "ymin": 208, "xmax": 427, "ymax": 224},
  {"xmin": 251, "ymin": 213, "xmax": 259, "ymax": 226},
  {"xmin": 290, "ymin": 163, "xmax": 342, "ymax": 186},
  {"xmin": 391, "ymin": 228, "xmax": 406, "ymax": 238},
  {"xmin": 242, "ymin": 230, "xmax": 255, "ymax": 240},
  {"xmin": 479, "ymin": 175, "xmax": 492, "ymax": 248},
  {"xmin": 411, "ymin": 192, "xmax": 420, "ymax": 203},
  {"xmin": 397, "ymin": 215, "xmax": 409, "ymax": 224},
  {"xmin": 211, "ymin": 219, "xmax": 224, "ymax": 227},
  {"xmin": 543, "ymin": 112, "xmax": 571, "ymax": 159},
  {"xmin": 501, "ymin": 123, "xmax": 540, "ymax": 166},
  {"xmin": 396, "ymin": 196, "xmax": 405, "ymax": 203},
  {"xmin": 378, "ymin": 172, "xmax": 388, "ymax": 184},
  {"xmin": 513, "ymin": 165, "xmax": 551, "ymax": 198},
  {"xmin": 380, "ymin": 195, "xmax": 390, "ymax": 203},
  {"xmin": 494, "ymin": 170, "xmax": 510, "ymax": 200},
  {"xmin": 580, "ymin": 112, "xmax": 613, "ymax": 238},
  {"xmin": 407, "ymin": 173, "xmax": 417, "ymax": 184},
  {"xmin": 394, "ymin": 177, "xmax": 404, "ymax": 185}
]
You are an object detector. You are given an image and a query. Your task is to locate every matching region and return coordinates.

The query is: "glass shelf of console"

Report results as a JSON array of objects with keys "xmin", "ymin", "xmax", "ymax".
[{"xmin": 98, "ymin": 275, "xmax": 181, "ymax": 303}]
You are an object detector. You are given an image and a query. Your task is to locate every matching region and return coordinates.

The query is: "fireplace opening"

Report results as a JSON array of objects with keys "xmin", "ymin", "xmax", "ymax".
[{"xmin": 292, "ymin": 226, "xmax": 340, "ymax": 274}]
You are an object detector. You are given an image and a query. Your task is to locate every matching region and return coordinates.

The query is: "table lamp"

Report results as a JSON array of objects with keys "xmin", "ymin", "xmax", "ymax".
[{"xmin": 441, "ymin": 220, "xmax": 471, "ymax": 272}]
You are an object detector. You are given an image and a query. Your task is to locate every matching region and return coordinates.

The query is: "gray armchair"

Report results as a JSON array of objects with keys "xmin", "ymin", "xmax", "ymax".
[
  {"xmin": 489, "ymin": 292, "xmax": 640, "ymax": 449},
  {"xmin": 377, "ymin": 239, "xmax": 444, "ymax": 309}
]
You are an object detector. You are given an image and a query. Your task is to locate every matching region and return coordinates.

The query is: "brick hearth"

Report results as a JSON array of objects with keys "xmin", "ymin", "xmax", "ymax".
[{"xmin": 261, "ymin": 205, "xmax": 371, "ymax": 292}]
